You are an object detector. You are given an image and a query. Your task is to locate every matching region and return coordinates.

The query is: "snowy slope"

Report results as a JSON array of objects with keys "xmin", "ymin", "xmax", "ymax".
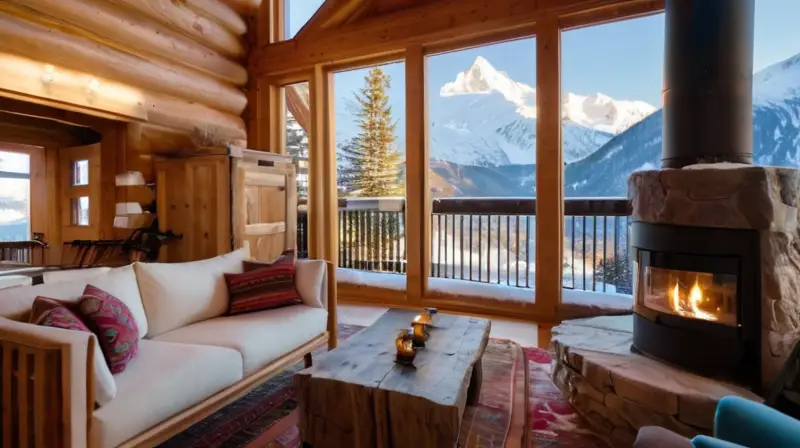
[{"xmin": 564, "ymin": 51, "xmax": 800, "ymax": 197}]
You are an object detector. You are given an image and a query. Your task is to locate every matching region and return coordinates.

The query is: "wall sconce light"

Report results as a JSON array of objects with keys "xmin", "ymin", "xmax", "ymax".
[
  {"xmin": 87, "ymin": 78, "xmax": 100, "ymax": 95},
  {"xmin": 41, "ymin": 64, "xmax": 55, "ymax": 84},
  {"xmin": 115, "ymin": 171, "xmax": 146, "ymax": 186}
]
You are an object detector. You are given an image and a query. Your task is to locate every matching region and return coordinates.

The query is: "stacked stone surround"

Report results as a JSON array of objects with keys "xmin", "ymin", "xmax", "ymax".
[
  {"xmin": 551, "ymin": 316, "xmax": 762, "ymax": 447},
  {"xmin": 629, "ymin": 164, "xmax": 800, "ymax": 387}
]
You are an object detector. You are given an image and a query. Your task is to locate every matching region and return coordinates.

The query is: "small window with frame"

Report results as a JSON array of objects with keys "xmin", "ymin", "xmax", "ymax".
[
  {"xmin": 72, "ymin": 160, "xmax": 89, "ymax": 186},
  {"xmin": 71, "ymin": 196, "xmax": 89, "ymax": 226}
]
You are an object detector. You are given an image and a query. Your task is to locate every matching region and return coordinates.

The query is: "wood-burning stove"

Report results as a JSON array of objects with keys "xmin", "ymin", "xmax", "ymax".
[{"xmin": 630, "ymin": 222, "xmax": 761, "ymax": 389}]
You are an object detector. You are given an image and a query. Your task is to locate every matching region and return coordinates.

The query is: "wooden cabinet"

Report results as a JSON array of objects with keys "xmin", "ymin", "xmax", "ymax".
[{"xmin": 155, "ymin": 149, "xmax": 296, "ymax": 263}]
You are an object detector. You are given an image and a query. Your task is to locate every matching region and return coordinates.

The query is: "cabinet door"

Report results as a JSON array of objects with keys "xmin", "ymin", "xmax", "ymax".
[
  {"xmin": 232, "ymin": 161, "xmax": 296, "ymax": 262},
  {"xmin": 156, "ymin": 156, "xmax": 230, "ymax": 262}
]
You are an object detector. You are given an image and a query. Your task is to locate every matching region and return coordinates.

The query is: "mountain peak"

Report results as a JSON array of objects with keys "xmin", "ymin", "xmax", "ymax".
[{"xmin": 441, "ymin": 57, "xmax": 536, "ymax": 116}]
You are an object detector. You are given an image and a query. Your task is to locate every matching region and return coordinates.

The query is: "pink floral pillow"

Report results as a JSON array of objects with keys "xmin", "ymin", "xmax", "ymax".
[{"xmin": 78, "ymin": 285, "xmax": 139, "ymax": 374}]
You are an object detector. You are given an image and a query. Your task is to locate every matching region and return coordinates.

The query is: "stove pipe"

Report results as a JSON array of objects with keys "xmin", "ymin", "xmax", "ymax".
[{"xmin": 662, "ymin": 0, "xmax": 755, "ymax": 168}]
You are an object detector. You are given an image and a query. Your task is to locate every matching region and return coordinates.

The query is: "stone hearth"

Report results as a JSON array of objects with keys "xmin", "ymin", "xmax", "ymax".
[
  {"xmin": 629, "ymin": 164, "xmax": 800, "ymax": 387},
  {"xmin": 551, "ymin": 316, "xmax": 762, "ymax": 447}
]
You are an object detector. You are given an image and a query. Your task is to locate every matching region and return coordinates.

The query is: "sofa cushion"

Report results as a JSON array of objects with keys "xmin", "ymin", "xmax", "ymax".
[
  {"xmin": 42, "ymin": 267, "xmax": 111, "ymax": 284},
  {"xmin": 29, "ymin": 297, "xmax": 117, "ymax": 407},
  {"xmin": 224, "ymin": 263, "xmax": 302, "ymax": 315},
  {"xmin": 153, "ymin": 305, "xmax": 327, "ymax": 376},
  {"xmin": 134, "ymin": 248, "xmax": 249, "ymax": 337},
  {"xmin": 295, "ymin": 260, "xmax": 327, "ymax": 309},
  {"xmin": 0, "ymin": 265, "xmax": 149, "ymax": 339},
  {"xmin": 90, "ymin": 339, "xmax": 242, "ymax": 448},
  {"xmin": 78, "ymin": 285, "xmax": 139, "ymax": 374}
]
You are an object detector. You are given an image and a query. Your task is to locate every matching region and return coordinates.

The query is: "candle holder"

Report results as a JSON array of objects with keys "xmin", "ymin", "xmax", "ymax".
[
  {"xmin": 411, "ymin": 320, "xmax": 427, "ymax": 348},
  {"xmin": 395, "ymin": 330, "xmax": 416, "ymax": 365}
]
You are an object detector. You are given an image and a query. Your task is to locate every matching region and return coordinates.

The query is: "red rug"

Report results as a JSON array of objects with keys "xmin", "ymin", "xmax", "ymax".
[{"xmin": 160, "ymin": 325, "xmax": 606, "ymax": 448}]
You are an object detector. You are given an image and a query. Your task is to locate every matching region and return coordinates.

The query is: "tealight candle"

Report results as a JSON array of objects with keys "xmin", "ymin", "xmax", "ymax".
[
  {"xmin": 411, "ymin": 321, "xmax": 426, "ymax": 348},
  {"xmin": 395, "ymin": 330, "xmax": 416, "ymax": 365}
]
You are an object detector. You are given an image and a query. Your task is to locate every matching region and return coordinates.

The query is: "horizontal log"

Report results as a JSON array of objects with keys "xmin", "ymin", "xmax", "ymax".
[
  {"xmin": 0, "ymin": 51, "xmax": 147, "ymax": 121},
  {"xmin": 110, "ymin": 0, "xmax": 246, "ymax": 58},
  {"xmin": 8, "ymin": 0, "xmax": 247, "ymax": 86},
  {"xmin": 225, "ymin": 0, "xmax": 262, "ymax": 14},
  {"xmin": 252, "ymin": 0, "xmax": 663, "ymax": 76},
  {"xmin": 184, "ymin": 0, "xmax": 248, "ymax": 35},
  {"xmin": 0, "ymin": 11, "xmax": 247, "ymax": 115},
  {"xmin": 146, "ymin": 92, "xmax": 247, "ymax": 142}
]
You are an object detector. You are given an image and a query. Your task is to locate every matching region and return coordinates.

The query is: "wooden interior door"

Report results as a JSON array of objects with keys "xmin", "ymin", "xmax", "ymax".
[
  {"xmin": 59, "ymin": 143, "xmax": 100, "ymax": 243},
  {"xmin": 233, "ymin": 160, "xmax": 297, "ymax": 262}
]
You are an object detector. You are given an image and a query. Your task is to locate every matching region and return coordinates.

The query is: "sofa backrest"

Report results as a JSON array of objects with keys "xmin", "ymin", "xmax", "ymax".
[
  {"xmin": 0, "ymin": 265, "xmax": 149, "ymax": 339},
  {"xmin": 133, "ymin": 247, "xmax": 249, "ymax": 338}
]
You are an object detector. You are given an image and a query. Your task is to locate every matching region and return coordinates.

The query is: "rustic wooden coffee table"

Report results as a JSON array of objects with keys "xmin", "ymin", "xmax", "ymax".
[{"xmin": 294, "ymin": 309, "xmax": 491, "ymax": 448}]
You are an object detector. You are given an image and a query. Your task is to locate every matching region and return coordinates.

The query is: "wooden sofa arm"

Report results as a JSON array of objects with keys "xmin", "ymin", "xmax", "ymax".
[{"xmin": 0, "ymin": 318, "xmax": 94, "ymax": 448}]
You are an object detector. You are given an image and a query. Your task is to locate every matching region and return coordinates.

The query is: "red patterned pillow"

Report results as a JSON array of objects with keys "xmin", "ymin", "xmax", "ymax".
[
  {"xmin": 29, "ymin": 296, "xmax": 90, "ymax": 332},
  {"xmin": 225, "ymin": 262, "xmax": 302, "ymax": 315},
  {"xmin": 78, "ymin": 285, "xmax": 139, "ymax": 374},
  {"xmin": 242, "ymin": 249, "xmax": 295, "ymax": 272}
]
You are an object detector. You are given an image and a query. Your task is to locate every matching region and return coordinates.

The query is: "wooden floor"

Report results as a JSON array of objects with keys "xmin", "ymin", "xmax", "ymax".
[{"xmin": 338, "ymin": 304, "xmax": 545, "ymax": 348}]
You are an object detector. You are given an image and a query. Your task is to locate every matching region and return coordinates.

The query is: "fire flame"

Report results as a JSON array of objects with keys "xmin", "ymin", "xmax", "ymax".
[{"xmin": 670, "ymin": 278, "xmax": 718, "ymax": 321}]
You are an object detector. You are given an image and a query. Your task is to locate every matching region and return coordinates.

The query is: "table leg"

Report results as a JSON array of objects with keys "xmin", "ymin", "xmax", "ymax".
[
  {"xmin": 304, "ymin": 353, "xmax": 313, "ymax": 368},
  {"xmin": 467, "ymin": 359, "xmax": 483, "ymax": 405}
]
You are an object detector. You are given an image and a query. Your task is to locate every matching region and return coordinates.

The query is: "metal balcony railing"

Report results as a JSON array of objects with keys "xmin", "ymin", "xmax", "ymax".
[{"xmin": 296, "ymin": 197, "xmax": 632, "ymax": 295}]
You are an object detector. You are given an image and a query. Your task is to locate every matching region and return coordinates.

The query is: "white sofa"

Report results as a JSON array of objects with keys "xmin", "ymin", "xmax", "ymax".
[{"xmin": 0, "ymin": 249, "xmax": 337, "ymax": 448}]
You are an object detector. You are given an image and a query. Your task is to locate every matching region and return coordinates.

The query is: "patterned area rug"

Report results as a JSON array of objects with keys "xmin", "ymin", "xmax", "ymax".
[{"xmin": 161, "ymin": 325, "xmax": 605, "ymax": 448}]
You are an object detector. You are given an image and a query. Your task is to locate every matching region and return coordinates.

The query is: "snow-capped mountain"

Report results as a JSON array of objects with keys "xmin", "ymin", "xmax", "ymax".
[
  {"xmin": 564, "ymin": 51, "xmax": 800, "ymax": 197},
  {"xmin": 430, "ymin": 57, "xmax": 656, "ymax": 165},
  {"xmin": 333, "ymin": 56, "xmax": 656, "ymax": 167}
]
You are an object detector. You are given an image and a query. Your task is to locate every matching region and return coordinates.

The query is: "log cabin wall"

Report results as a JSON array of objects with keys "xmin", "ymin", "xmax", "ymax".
[{"xmin": 0, "ymin": 0, "xmax": 261, "ymax": 263}]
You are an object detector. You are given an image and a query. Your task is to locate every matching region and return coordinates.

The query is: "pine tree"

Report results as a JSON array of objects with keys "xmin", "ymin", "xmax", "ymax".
[
  {"xmin": 338, "ymin": 67, "xmax": 404, "ymax": 270},
  {"xmin": 339, "ymin": 67, "xmax": 403, "ymax": 197}
]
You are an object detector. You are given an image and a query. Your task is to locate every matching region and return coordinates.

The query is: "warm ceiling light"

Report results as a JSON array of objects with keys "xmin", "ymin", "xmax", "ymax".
[
  {"xmin": 115, "ymin": 171, "xmax": 145, "ymax": 186},
  {"xmin": 42, "ymin": 64, "xmax": 55, "ymax": 84},
  {"xmin": 87, "ymin": 78, "xmax": 100, "ymax": 95}
]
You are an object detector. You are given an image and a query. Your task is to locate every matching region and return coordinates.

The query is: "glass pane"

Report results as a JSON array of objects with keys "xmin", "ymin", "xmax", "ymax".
[
  {"xmin": 0, "ymin": 150, "xmax": 30, "ymax": 174},
  {"xmin": 0, "ymin": 177, "xmax": 30, "ymax": 241},
  {"xmin": 73, "ymin": 160, "xmax": 89, "ymax": 186},
  {"xmin": 286, "ymin": 0, "xmax": 325, "ymax": 39},
  {"xmin": 426, "ymin": 39, "xmax": 536, "ymax": 293},
  {"xmin": 561, "ymin": 15, "xmax": 664, "ymax": 294},
  {"xmin": 335, "ymin": 62, "xmax": 406, "ymax": 275},
  {"xmin": 640, "ymin": 266, "xmax": 737, "ymax": 326},
  {"xmin": 285, "ymin": 82, "xmax": 310, "ymax": 198},
  {"xmin": 72, "ymin": 197, "xmax": 89, "ymax": 226}
]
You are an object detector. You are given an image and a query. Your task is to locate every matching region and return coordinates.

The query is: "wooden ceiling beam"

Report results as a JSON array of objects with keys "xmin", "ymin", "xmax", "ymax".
[{"xmin": 252, "ymin": 0, "xmax": 664, "ymax": 76}]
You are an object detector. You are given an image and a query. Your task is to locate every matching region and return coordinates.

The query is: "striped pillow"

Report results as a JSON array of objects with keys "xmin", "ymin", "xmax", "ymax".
[
  {"xmin": 225, "ymin": 261, "xmax": 302, "ymax": 315},
  {"xmin": 242, "ymin": 249, "xmax": 295, "ymax": 272}
]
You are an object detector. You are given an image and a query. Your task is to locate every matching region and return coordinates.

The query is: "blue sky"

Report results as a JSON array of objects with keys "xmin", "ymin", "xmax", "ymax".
[{"xmin": 289, "ymin": 0, "xmax": 800, "ymax": 110}]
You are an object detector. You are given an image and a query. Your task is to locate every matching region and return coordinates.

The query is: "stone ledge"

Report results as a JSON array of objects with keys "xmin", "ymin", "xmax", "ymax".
[
  {"xmin": 629, "ymin": 165, "xmax": 800, "ymax": 231},
  {"xmin": 551, "ymin": 316, "xmax": 763, "ymax": 447}
]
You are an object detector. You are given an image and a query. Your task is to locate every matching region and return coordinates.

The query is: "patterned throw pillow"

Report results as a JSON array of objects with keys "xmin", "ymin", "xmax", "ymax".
[
  {"xmin": 225, "ymin": 261, "xmax": 302, "ymax": 315},
  {"xmin": 29, "ymin": 296, "xmax": 90, "ymax": 332},
  {"xmin": 78, "ymin": 285, "xmax": 139, "ymax": 374},
  {"xmin": 242, "ymin": 249, "xmax": 296, "ymax": 272}
]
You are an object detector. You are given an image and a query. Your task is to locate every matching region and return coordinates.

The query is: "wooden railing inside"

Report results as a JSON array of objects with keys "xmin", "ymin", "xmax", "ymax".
[
  {"xmin": 0, "ymin": 341, "xmax": 64, "ymax": 448},
  {"xmin": 0, "ymin": 241, "xmax": 47, "ymax": 266},
  {"xmin": 297, "ymin": 197, "xmax": 632, "ymax": 295}
]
